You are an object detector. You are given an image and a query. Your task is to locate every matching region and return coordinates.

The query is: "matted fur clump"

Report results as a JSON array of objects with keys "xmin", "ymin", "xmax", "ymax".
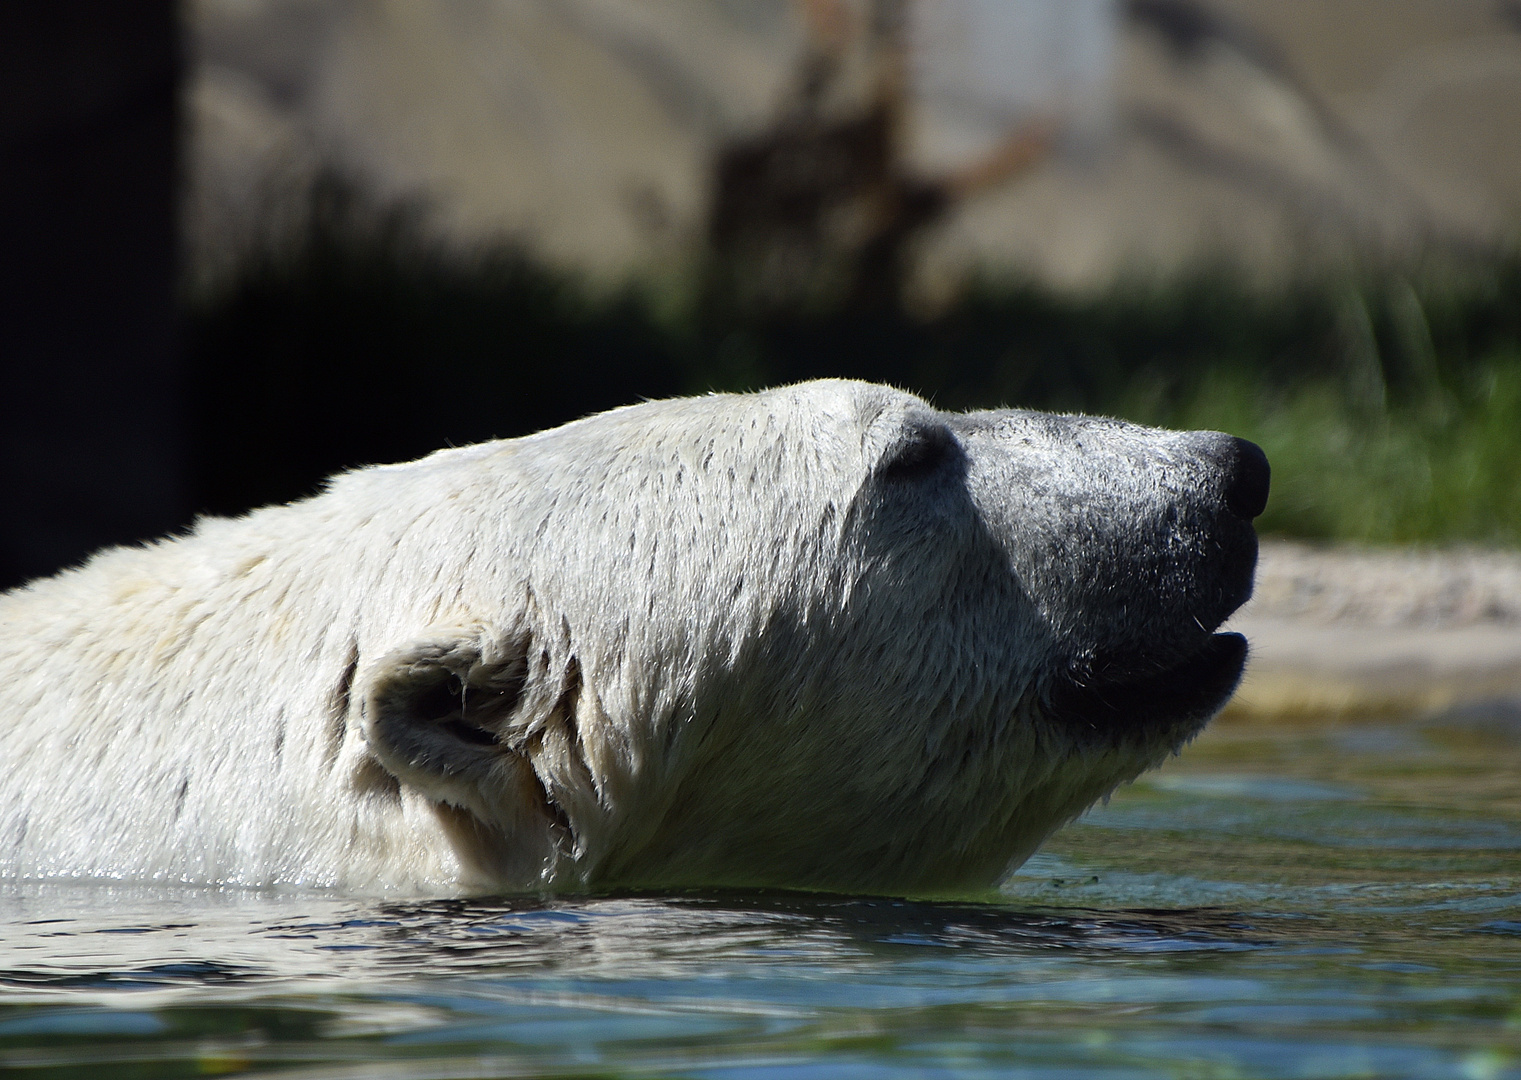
[{"xmin": 0, "ymin": 380, "xmax": 1266, "ymax": 895}]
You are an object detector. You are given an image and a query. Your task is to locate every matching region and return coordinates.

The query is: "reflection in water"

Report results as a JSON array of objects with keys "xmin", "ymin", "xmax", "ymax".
[
  {"xmin": 1, "ymin": 709, "xmax": 1519, "ymax": 1078},
  {"xmin": 0, "ymin": 889, "xmax": 1265, "ymax": 993}
]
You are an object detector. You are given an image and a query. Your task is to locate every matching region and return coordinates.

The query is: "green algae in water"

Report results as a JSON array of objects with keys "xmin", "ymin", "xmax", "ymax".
[{"xmin": 1, "ymin": 707, "xmax": 1518, "ymax": 1078}]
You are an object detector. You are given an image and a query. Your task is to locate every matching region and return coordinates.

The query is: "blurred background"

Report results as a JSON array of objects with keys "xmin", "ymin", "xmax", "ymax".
[{"xmin": 5, "ymin": 0, "xmax": 1521, "ymax": 589}]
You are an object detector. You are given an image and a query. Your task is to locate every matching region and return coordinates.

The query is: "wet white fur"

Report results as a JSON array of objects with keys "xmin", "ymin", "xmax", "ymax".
[{"xmin": 0, "ymin": 381, "xmax": 1237, "ymax": 895}]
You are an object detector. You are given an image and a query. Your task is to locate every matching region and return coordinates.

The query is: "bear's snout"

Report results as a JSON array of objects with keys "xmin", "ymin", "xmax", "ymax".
[{"xmin": 1222, "ymin": 436, "xmax": 1271, "ymax": 521}]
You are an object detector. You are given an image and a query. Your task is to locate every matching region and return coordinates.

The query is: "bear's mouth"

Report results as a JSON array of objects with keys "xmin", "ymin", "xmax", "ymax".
[{"xmin": 1046, "ymin": 632, "xmax": 1248, "ymax": 741}]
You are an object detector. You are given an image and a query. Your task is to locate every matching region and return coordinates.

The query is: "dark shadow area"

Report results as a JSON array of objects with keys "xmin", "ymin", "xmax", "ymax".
[
  {"xmin": 0, "ymin": 2, "xmax": 185, "ymax": 591},
  {"xmin": 186, "ymin": 184, "xmax": 684, "ymax": 517},
  {"xmin": 186, "ymin": 189, "xmax": 1521, "ymax": 545}
]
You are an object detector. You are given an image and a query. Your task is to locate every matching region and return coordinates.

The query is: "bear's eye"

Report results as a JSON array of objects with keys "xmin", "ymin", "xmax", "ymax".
[{"xmin": 878, "ymin": 425, "xmax": 957, "ymax": 483}]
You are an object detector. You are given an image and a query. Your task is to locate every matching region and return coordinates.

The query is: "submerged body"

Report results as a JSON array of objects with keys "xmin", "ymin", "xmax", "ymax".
[{"xmin": 0, "ymin": 381, "xmax": 1266, "ymax": 895}]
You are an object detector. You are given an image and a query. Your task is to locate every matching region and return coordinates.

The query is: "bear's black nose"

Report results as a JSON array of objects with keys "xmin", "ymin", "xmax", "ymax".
[{"xmin": 1224, "ymin": 437, "xmax": 1271, "ymax": 520}]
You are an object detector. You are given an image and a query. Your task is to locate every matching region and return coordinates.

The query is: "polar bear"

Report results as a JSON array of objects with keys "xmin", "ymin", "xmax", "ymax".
[{"xmin": 0, "ymin": 380, "xmax": 1266, "ymax": 896}]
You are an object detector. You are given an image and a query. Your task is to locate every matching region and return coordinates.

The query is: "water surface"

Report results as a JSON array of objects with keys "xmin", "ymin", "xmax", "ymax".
[{"xmin": 3, "ymin": 706, "xmax": 1518, "ymax": 1078}]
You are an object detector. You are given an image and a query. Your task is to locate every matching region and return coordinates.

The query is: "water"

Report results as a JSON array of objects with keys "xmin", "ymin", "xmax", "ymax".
[{"xmin": 2, "ymin": 707, "xmax": 1518, "ymax": 1079}]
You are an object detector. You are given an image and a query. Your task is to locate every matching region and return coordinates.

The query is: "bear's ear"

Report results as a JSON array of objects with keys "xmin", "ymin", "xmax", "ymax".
[{"xmin": 359, "ymin": 627, "xmax": 540, "ymax": 827}]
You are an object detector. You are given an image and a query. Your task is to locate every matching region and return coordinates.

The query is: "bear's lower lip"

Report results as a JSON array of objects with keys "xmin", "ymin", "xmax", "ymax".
[{"xmin": 1046, "ymin": 632, "xmax": 1248, "ymax": 738}]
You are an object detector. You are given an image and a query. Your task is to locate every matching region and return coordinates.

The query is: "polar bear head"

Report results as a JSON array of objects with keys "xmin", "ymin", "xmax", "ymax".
[{"xmin": 352, "ymin": 379, "xmax": 1265, "ymax": 894}]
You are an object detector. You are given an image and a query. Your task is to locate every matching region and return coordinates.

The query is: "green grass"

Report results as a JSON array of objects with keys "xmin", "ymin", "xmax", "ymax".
[{"xmin": 1128, "ymin": 356, "xmax": 1521, "ymax": 544}]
